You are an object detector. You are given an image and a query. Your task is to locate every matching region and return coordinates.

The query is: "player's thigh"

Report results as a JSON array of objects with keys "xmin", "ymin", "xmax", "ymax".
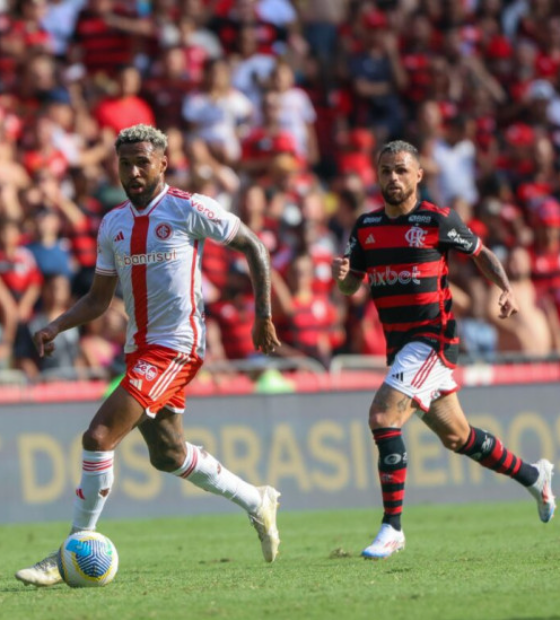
[
  {"xmin": 137, "ymin": 407, "xmax": 187, "ymax": 471},
  {"xmin": 369, "ymin": 382, "xmax": 419, "ymax": 429},
  {"xmin": 423, "ymin": 392, "xmax": 470, "ymax": 451},
  {"xmin": 84, "ymin": 385, "xmax": 146, "ymax": 450}
]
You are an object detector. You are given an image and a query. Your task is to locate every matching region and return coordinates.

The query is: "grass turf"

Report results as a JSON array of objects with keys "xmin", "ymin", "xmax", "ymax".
[{"xmin": 0, "ymin": 502, "xmax": 559, "ymax": 620}]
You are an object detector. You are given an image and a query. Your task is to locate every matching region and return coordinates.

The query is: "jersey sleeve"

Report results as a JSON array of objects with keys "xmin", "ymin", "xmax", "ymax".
[
  {"xmin": 438, "ymin": 209, "xmax": 482, "ymax": 256},
  {"xmin": 344, "ymin": 221, "xmax": 367, "ymax": 274},
  {"xmin": 188, "ymin": 194, "xmax": 240, "ymax": 244},
  {"xmin": 95, "ymin": 215, "xmax": 117, "ymax": 275}
]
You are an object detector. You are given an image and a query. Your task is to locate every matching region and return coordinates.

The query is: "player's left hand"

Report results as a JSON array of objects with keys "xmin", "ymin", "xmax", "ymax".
[
  {"xmin": 252, "ymin": 316, "xmax": 281, "ymax": 355},
  {"xmin": 498, "ymin": 289, "xmax": 519, "ymax": 319}
]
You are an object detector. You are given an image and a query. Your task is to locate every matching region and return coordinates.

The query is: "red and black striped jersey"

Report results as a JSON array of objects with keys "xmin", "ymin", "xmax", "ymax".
[{"xmin": 345, "ymin": 201, "xmax": 482, "ymax": 367}]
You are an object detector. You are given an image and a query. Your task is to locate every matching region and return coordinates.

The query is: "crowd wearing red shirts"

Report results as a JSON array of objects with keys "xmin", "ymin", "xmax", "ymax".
[{"xmin": 0, "ymin": 0, "xmax": 560, "ymax": 382}]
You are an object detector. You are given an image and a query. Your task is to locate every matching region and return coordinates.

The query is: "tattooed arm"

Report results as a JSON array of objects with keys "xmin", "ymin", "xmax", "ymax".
[
  {"xmin": 228, "ymin": 222, "xmax": 281, "ymax": 353},
  {"xmin": 471, "ymin": 245, "xmax": 519, "ymax": 318}
]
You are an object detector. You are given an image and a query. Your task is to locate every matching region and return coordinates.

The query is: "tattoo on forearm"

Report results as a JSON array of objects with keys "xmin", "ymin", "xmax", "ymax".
[
  {"xmin": 229, "ymin": 225, "xmax": 272, "ymax": 317},
  {"xmin": 474, "ymin": 247, "xmax": 511, "ymax": 291}
]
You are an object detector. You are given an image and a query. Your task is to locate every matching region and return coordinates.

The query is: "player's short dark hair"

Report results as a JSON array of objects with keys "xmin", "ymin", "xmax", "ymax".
[
  {"xmin": 377, "ymin": 140, "xmax": 420, "ymax": 164},
  {"xmin": 115, "ymin": 124, "xmax": 168, "ymax": 152}
]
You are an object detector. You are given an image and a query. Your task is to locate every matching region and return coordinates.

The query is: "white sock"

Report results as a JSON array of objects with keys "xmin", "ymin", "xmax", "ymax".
[
  {"xmin": 72, "ymin": 450, "xmax": 115, "ymax": 531},
  {"xmin": 172, "ymin": 443, "xmax": 261, "ymax": 513}
]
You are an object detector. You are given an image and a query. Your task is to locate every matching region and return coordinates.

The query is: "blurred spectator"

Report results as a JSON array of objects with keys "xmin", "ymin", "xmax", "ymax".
[
  {"xmin": 14, "ymin": 273, "xmax": 85, "ymax": 380},
  {"xmin": 20, "ymin": 114, "xmax": 70, "ymax": 181},
  {"xmin": 299, "ymin": 0, "xmax": 349, "ymax": 78},
  {"xmin": 347, "ymin": 8, "xmax": 407, "ymax": 142},
  {"xmin": 430, "ymin": 114, "xmax": 478, "ymax": 207},
  {"xmin": 80, "ymin": 298, "xmax": 126, "ymax": 377},
  {"xmin": 239, "ymin": 90, "xmax": 298, "ymax": 179},
  {"xmin": 335, "ymin": 128, "xmax": 376, "ymax": 189},
  {"xmin": 209, "ymin": 0, "xmax": 289, "ymax": 56},
  {"xmin": 70, "ymin": 0, "xmax": 141, "ymax": 77},
  {"xmin": 94, "ymin": 64, "xmax": 156, "ymax": 135},
  {"xmin": 182, "ymin": 58, "xmax": 253, "ymax": 164},
  {"xmin": 269, "ymin": 59, "xmax": 318, "ymax": 164},
  {"xmin": 206, "ymin": 263, "xmax": 258, "ymax": 361},
  {"xmin": 0, "ymin": 277, "xmax": 17, "ymax": 369},
  {"xmin": 0, "ymin": 217, "xmax": 42, "ymax": 323},
  {"xmin": 529, "ymin": 198, "xmax": 560, "ymax": 323},
  {"xmin": 231, "ymin": 24, "xmax": 277, "ymax": 110},
  {"xmin": 26, "ymin": 206, "xmax": 74, "ymax": 279},
  {"xmin": 487, "ymin": 247, "xmax": 556, "ymax": 356},
  {"xmin": 41, "ymin": 0, "xmax": 84, "ymax": 59},
  {"xmin": 142, "ymin": 45, "xmax": 197, "ymax": 130},
  {"xmin": 273, "ymin": 254, "xmax": 341, "ymax": 367}
]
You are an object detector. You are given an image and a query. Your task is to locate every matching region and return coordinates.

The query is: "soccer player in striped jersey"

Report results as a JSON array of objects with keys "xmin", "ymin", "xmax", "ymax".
[
  {"xmin": 332, "ymin": 140, "xmax": 556, "ymax": 560},
  {"xmin": 15, "ymin": 124, "xmax": 282, "ymax": 587}
]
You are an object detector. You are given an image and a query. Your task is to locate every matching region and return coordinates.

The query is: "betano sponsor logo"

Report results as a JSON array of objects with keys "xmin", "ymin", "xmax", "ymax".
[
  {"xmin": 116, "ymin": 249, "xmax": 178, "ymax": 267},
  {"xmin": 369, "ymin": 265, "xmax": 421, "ymax": 286},
  {"xmin": 408, "ymin": 214, "xmax": 431, "ymax": 223}
]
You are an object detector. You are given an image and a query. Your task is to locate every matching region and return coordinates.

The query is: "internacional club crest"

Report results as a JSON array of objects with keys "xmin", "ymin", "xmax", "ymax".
[
  {"xmin": 155, "ymin": 223, "xmax": 173, "ymax": 240},
  {"xmin": 404, "ymin": 225, "xmax": 427, "ymax": 248}
]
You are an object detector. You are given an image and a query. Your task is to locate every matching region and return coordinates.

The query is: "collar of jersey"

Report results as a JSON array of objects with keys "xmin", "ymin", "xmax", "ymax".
[
  {"xmin": 385, "ymin": 200, "xmax": 421, "ymax": 221},
  {"xmin": 129, "ymin": 184, "xmax": 169, "ymax": 217}
]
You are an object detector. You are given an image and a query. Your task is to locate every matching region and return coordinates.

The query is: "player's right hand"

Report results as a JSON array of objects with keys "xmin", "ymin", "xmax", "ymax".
[
  {"xmin": 33, "ymin": 326, "xmax": 58, "ymax": 357},
  {"xmin": 331, "ymin": 257, "xmax": 350, "ymax": 282}
]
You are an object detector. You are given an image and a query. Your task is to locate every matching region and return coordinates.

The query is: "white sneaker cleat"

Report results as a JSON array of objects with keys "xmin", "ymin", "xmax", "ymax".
[
  {"xmin": 249, "ymin": 486, "xmax": 281, "ymax": 563},
  {"xmin": 361, "ymin": 524, "xmax": 405, "ymax": 560},
  {"xmin": 528, "ymin": 459, "xmax": 556, "ymax": 523},
  {"xmin": 15, "ymin": 551, "xmax": 63, "ymax": 587}
]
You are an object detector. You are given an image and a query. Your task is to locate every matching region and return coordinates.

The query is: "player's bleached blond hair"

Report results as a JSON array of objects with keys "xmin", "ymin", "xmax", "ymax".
[{"xmin": 115, "ymin": 124, "xmax": 168, "ymax": 152}]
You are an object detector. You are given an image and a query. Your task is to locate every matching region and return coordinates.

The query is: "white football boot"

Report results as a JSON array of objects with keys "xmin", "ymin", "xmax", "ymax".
[
  {"xmin": 15, "ymin": 551, "xmax": 63, "ymax": 587},
  {"xmin": 361, "ymin": 524, "xmax": 405, "ymax": 560},
  {"xmin": 528, "ymin": 459, "xmax": 556, "ymax": 523},
  {"xmin": 249, "ymin": 486, "xmax": 281, "ymax": 562}
]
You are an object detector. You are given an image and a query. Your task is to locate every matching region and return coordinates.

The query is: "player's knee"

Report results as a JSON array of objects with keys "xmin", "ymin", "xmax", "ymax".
[
  {"xmin": 440, "ymin": 432, "xmax": 465, "ymax": 452},
  {"xmin": 368, "ymin": 408, "xmax": 391, "ymax": 430},
  {"xmin": 82, "ymin": 428, "xmax": 115, "ymax": 452}
]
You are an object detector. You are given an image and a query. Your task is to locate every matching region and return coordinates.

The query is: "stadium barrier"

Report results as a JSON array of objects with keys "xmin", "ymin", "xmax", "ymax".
[{"xmin": 0, "ymin": 375, "xmax": 558, "ymax": 524}]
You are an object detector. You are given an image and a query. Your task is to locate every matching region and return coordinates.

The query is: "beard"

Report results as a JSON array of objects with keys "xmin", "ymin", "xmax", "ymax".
[
  {"xmin": 124, "ymin": 177, "xmax": 161, "ymax": 208},
  {"xmin": 381, "ymin": 185, "xmax": 416, "ymax": 207}
]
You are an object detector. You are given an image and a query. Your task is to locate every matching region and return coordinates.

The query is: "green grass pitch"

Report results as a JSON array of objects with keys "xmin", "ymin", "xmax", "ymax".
[{"xmin": 1, "ymin": 502, "xmax": 558, "ymax": 620}]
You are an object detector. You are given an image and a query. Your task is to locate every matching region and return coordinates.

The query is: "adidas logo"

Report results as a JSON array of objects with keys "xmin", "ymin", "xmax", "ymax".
[
  {"xmin": 391, "ymin": 372, "xmax": 404, "ymax": 382},
  {"xmin": 365, "ymin": 233, "xmax": 375, "ymax": 244},
  {"xmin": 130, "ymin": 378, "xmax": 143, "ymax": 390},
  {"xmin": 113, "ymin": 231, "xmax": 124, "ymax": 242}
]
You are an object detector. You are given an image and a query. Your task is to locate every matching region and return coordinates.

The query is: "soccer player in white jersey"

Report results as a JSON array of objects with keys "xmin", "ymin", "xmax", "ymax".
[{"xmin": 15, "ymin": 124, "xmax": 283, "ymax": 587}]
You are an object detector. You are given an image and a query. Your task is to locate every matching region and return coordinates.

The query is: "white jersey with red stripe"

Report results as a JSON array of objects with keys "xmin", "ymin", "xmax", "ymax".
[{"xmin": 96, "ymin": 185, "xmax": 240, "ymax": 358}]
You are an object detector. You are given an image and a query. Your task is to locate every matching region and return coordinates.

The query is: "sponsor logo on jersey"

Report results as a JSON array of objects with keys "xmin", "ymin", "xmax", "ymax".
[
  {"xmin": 194, "ymin": 201, "xmax": 222, "ymax": 222},
  {"xmin": 365, "ymin": 233, "xmax": 375, "ymax": 246},
  {"xmin": 115, "ymin": 249, "xmax": 178, "ymax": 267},
  {"xmin": 368, "ymin": 265, "xmax": 421, "ymax": 287},
  {"xmin": 408, "ymin": 214, "xmax": 431, "ymax": 223},
  {"xmin": 133, "ymin": 360, "xmax": 158, "ymax": 382},
  {"xmin": 130, "ymin": 378, "xmax": 143, "ymax": 391},
  {"xmin": 447, "ymin": 228, "xmax": 473, "ymax": 250},
  {"xmin": 113, "ymin": 231, "xmax": 124, "ymax": 242},
  {"xmin": 405, "ymin": 225, "xmax": 427, "ymax": 248},
  {"xmin": 363, "ymin": 216, "xmax": 383, "ymax": 224},
  {"xmin": 155, "ymin": 223, "xmax": 173, "ymax": 240}
]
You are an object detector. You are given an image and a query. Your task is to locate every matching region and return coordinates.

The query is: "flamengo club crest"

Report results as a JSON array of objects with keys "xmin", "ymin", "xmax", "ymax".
[
  {"xmin": 155, "ymin": 223, "xmax": 173, "ymax": 240},
  {"xmin": 405, "ymin": 225, "xmax": 427, "ymax": 248}
]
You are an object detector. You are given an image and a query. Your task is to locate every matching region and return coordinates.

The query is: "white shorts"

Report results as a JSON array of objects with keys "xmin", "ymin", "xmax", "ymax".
[{"xmin": 383, "ymin": 342, "xmax": 459, "ymax": 413}]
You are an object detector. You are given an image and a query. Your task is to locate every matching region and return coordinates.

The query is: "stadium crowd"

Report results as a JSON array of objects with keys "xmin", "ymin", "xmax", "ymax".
[{"xmin": 0, "ymin": 0, "xmax": 560, "ymax": 383}]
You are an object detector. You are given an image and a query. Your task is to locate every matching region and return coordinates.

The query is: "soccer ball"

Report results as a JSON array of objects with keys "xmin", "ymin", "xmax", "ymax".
[{"xmin": 57, "ymin": 531, "xmax": 119, "ymax": 588}]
